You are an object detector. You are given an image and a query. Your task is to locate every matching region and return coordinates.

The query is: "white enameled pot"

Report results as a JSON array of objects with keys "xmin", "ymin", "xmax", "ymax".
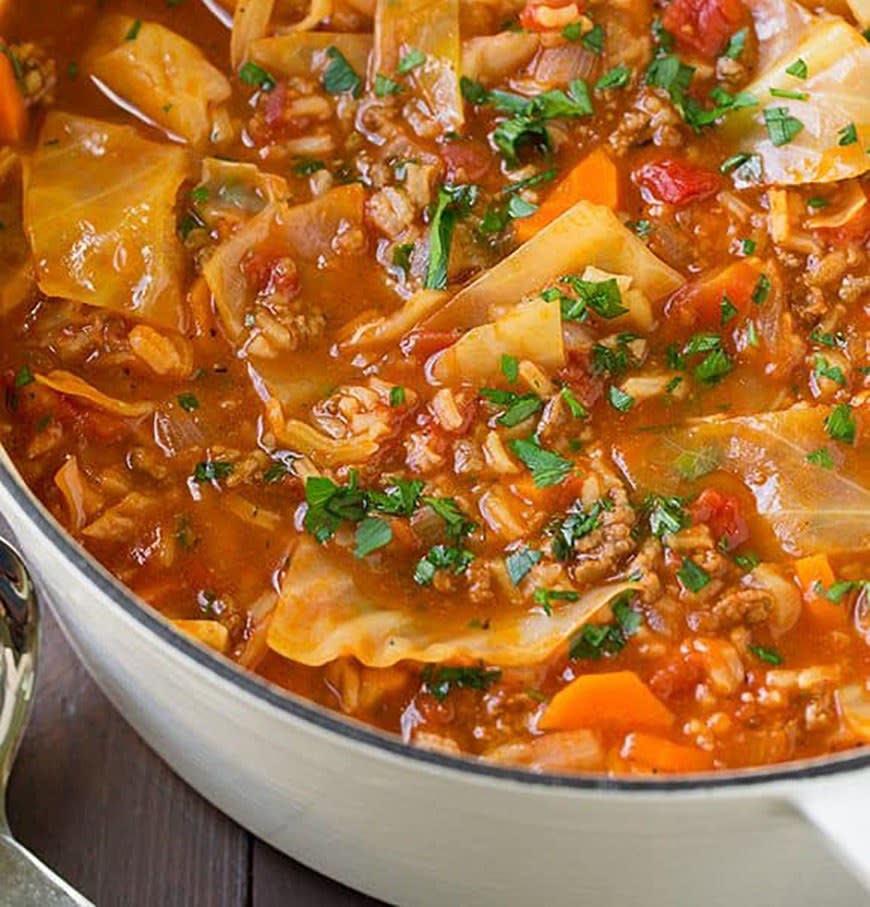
[{"xmin": 1, "ymin": 449, "xmax": 869, "ymax": 907}]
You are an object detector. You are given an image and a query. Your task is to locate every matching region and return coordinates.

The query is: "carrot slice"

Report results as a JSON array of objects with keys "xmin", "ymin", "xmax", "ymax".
[
  {"xmin": 539, "ymin": 670, "xmax": 675, "ymax": 733},
  {"xmin": 795, "ymin": 554, "xmax": 846, "ymax": 629},
  {"xmin": 795, "ymin": 553, "xmax": 835, "ymax": 598},
  {"xmin": 0, "ymin": 48, "xmax": 26, "ymax": 145},
  {"xmin": 621, "ymin": 732, "xmax": 714, "ymax": 773},
  {"xmin": 514, "ymin": 148, "xmax": 620, "ymax": 243}
]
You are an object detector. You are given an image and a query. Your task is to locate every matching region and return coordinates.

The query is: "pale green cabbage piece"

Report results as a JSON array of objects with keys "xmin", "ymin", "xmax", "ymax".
[
  {"xmin": 425, "ymin": 200, "xmax": 683, "ymax": 333},
  {"xmin": 429, "ymin": 296, "xmax": 564, "ymax": 384},
  {"xmin": 87, "ymin": 16, "xmax": 232, "ymax": 147},
  {"xmin": 250, "ymin": 32, "xmax": 373, "ymax": 78},
  {"xmin": 721, "ymin": 17, "xmax": 870, "ymax": 185},
  {"xmin": 372, "ymin": 0, "xmax": 463, "ymax": 133},
  {"xmin": 614, "ymin": 405, "xmax": 870, "ymax": 556},
  {"xmin": 268, "ymin": 538, "xmax": 639, "ymax": 667},
  {"xmin": 202, "ymin": 182, "xmax": 366, "ymax": 339},
  {"xmin": 24, "ymin": 113, "xmax": 193, "ymax": 331}
]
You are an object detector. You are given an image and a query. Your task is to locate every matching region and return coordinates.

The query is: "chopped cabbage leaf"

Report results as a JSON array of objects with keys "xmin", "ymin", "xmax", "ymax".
[
  {"xmin": 746, "ymin": 0, "xmax": 813, "ymax": 72},
  {"xmin": 202, "ymin": 183, "xmax": 365, "ymax": 339},
  {"xmin": 430, "ymin": 296, "xmax": 564, "ymax": 385},
  {"xmin": 340, "ymin": 289, "xmax": 449, "ymax": 350},
  {"xmin": 373, "ymin": 0, "xmax": 463, "ymax": 133},
  {"xmin": 721, "ymin": 18, "xmax": 870, "ymax": 185},
  {"xmin": 87, "ymin": 16, "xmax": 232, "ymax": 148},
  {"xmin": 265, "ymin": 398, "xmax": 379, "ymax": 464},
  {"xmin": 231, "ymin": 0, "xmax": 276, "ymax": 68},
  {"xmin": 267, "ymin": 537, "xmax": 640, "ymax": 667},
  {"xmin": 196, "ymin": 157, "xmax": 289, "ymax": 224},
  {"xmin": 36, "ymin": 370, "xmax": 155, "ymax": 418},
  {"xmin": 615, "ymin": 405, "xmax": 870, "ymax": 556},
  {"xmin": 24, "ymin": 113, "xmax": 193, "ymax": 331},
  {"xmin": 425, "ymin": 200, "xmax": 683, "ymax": 333},
  {"xmin": 0, "ymin": 150, "xmax": 35, "ymax": 316},
  {"xmin": 250, "ymin": 33, "xmax": 373, "ymax": 79},
  {"xmin": 173, "ymin": 619, "xmax": 230, "ymax": 653}
]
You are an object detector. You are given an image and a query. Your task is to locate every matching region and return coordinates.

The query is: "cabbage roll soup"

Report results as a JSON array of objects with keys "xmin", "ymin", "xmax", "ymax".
[{"xmin": 1, "ymin": 0, "xmax": 869, "ymax": 776}]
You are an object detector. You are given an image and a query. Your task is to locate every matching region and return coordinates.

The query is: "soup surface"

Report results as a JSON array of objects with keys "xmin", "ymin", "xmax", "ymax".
[{"xmin": 1, "ymin": 0, "xmax": 868, "ymax": 775}]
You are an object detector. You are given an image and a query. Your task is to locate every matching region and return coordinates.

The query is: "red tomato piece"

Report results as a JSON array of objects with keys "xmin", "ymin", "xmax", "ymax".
[
  {"xmin": 662, "ymin": 0, "xmax": 750, "ymax": 59},
  {"xmin": 440, "ymin": 138, "xmax": 492, "ymax": 182},
  {"xmin": 690, "ymin": 488, "xmax": 749, "ymax": 550},
  {"xmin": 635, "ymin": 159, "xmax": 721, "ymax": 208}
]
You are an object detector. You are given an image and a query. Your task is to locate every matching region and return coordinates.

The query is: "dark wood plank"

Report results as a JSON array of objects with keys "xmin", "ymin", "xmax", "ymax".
[
  {"xmin": 5, "ymin": 609, "xmax": 250, "ymax": 907},
  {"xmin": 252, "ymin": 839, "xmax": 385, "ymax": 907}
]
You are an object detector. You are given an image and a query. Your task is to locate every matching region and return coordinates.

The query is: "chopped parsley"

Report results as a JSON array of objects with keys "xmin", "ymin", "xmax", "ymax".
[
  {"xmin": 825, "ymin": 403, "xmax": 856, "ymax": 444},
  {"xmin": 422, "ymin": 664, "xmax": 502, "ymax": 701},
  {"xmin": 374, "ymin": 73, "xmax": 404, "ymax": 97},
  {"xmin": 239, "ymin": 61, "xmax": 276, "ymax": 92},
  {"xmin": 505, "ymin": 546, "xmax": 543, "ymax": 585},
  {"xmin": 501, "ymin": 354, "xmax": 519, "ymax": 383},
  {"xmin": 723, "ymin": 28, "xmax": 747, "ymax": 59},
  {"xmin": 763, "ymin": 107, "xmax": 803, "ymax": 146},
  {"xmin": 303, "ymin": 473, "xmax": 367, "ymax": 543},
  {"xmin": 354, "ymin": 517, "xmax": 393, "ymax": 558},
  {"xmin": 595, "ymin": 65, "xmax": 632, "ymax": 91},
  {"xmin": 177, "ymin": 392, "xmax": 200, "ymax": 412},
  {"xmin": 641, "ymin": 495, "xmax": 689, "ymax": 538},
  {"xmin": 569, "ymin": 593, "xmax": 642, "ymax": 659},
  {"xmin": 534, "ymin": 587, "xmax": 579, "ymax": 614},
  {"xmin": 813, "ymin": 355, "xmax": 846, "ymax": 386},
  {"xmin": 838, "ymin": 122, "xmax": 858, "ymax": 146},
  {"xmin": 677, "ymin": 557, "xmax": 711, "ymax": 592},
  {"xmin": 549, "ymin": 499, "xmax": 610, "ymax": 561},
  {"xmin": 323, "ymin": 46, "xmax": 363, "ymax": 97},
  {"xmin": 785, "ymin": 58, "xmax": 808, "ymax": 79},
  {"xmin": 397, "ymin": 48, "xmax": 426, "ymax": 73},
  {"xmin": 608, "ymin": 385, "xmax": 635, "ymax": 412},
  {"xmin": 558, "ymin": 275, "xmax": 628, "ymax": 321},
  {"xmin": 748, "ymin": 644, "xmax": 783, "ymax": 666},
  {"xmin": 509, "ymin": 437, "xmax": 573, "ymax": 487},
  {"xmin": 389, "ymin": 386, "xmax": 406, "ymax": 406},
  {"xmin": 806, "ymin": 447, "xmax": 834, "ymax": 469},
  {"xmin": 480, "ymin": 388, "xmax": 543, "ymax": 427},
  {"xmin": 424, "ymin": 183, "xmax": 477, "ymax": 290},
  {"xmin": 193, "ymin": 460, "xmax": 234, "ymax": 483},
  {"xmin": 414, "ymin": 544, "xmax": 475, "ymax": 585}
]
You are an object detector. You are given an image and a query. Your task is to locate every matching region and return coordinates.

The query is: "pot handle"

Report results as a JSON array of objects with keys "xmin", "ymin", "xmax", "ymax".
[
  {"xmin": 791, "ymin": 778, "xmax": 870, "ymax": 891},
  {"xmin": 0, "ymin": 828, "xmax": 95, "ymax": 906}
]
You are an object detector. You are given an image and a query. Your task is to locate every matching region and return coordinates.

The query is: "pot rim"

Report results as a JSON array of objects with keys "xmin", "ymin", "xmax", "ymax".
[{"xmin": 4, "ymin": 455, "xmax": 869, "ymax": 793}]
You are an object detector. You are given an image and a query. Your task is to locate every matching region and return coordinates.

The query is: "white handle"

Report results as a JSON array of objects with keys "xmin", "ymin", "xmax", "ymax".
[{"xmin": 792, "ymin": 777, "xmax": 870, "ymax": 892}]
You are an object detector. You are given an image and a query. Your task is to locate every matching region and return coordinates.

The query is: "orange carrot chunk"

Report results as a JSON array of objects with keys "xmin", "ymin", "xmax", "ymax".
[
  {"xmin": 795, "ymin": 554, "xmax": 846, "ymax": 629},
  {"xmin": 795, "ymin": 553, "xmax": 835, "ymax": 598},
  {"xmin": 539, "ymin": 670, "xmax": 675, "ymax": 733},
  {"xmin": 621, "ymin": 732, "xmax": 714, "ymax": 773},
  {"xmin": 0, "ymin": 48, "xmax": 26, "ymax": 145},
  {"xmin": 514, "ymin": 148, "xmax": 620, "ymax": 242}
]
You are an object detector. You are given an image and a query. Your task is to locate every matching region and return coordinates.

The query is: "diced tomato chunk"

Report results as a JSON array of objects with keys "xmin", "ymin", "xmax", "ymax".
[
  {"xmin": 662, "ymin": 0, "xmax": 751, "ymax": 59},
  {"xmin": 519, "ymin": 0, "xmax": 584, "ymax": 31},
  {"xmin": 635, "ymin": 159, "xmax": 721, "ymax": 208},
  {"xmin": 689, "ymin": 488, "xmax": 749, "ymax": 550},
  {"xmin": 440, "ymin": 138, "xmax": 492, "ymax": 182}
]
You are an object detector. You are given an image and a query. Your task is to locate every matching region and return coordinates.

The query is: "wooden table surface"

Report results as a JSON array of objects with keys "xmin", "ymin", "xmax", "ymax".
[{"xmin": 6, "ymin": 610, "xmax": 384, "ymax": 907}]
